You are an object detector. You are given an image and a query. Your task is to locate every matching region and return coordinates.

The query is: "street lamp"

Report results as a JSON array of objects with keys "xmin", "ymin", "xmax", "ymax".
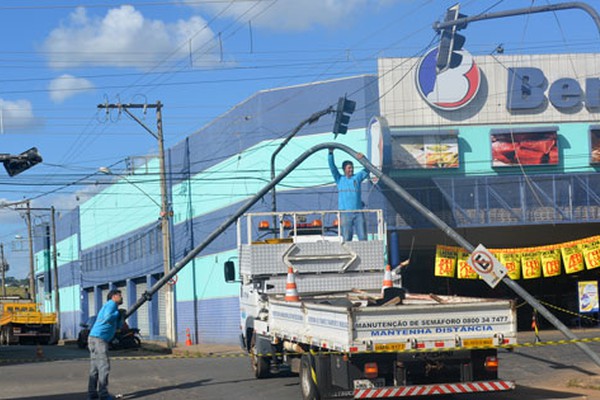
[{"xmin": 270, "ymin": 106, "xmax": 334, "ymax": 213}]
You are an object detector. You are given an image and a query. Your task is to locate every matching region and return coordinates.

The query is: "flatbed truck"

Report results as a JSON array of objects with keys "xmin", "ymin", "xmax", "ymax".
[
  {"xmin": 226, "ymin": 209, "xmax": 517, "ymax": 399},
  {"xmin": 0, "ymin": 301, "xmax": 57, "ymax": 345}
]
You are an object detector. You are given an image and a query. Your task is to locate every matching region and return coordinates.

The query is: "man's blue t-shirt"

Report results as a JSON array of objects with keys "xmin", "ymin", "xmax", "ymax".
[
  {"xmin": 90, "ymin": 299, "xmax": 121, "ymax": 342},
  {"xmin": 328, "ymin": 153, "xmax": 369, "ymax": 210}
]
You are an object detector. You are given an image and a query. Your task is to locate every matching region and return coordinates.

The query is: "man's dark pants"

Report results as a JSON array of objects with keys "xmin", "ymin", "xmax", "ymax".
[{"xmin": 88, "ymin": 336, "xmax": 111, "ymax": 399}]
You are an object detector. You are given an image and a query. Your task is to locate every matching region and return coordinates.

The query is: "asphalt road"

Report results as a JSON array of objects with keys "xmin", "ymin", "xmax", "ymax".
[{"xmin": 1, "ymin": 329, "xmax": 600, "ymax": 400}]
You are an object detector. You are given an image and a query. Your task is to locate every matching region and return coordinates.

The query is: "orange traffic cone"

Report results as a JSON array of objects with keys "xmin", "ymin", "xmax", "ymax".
[
  {"xmin": 35, "ymin": 344, "xmax": 44, "ymax": 359},
  {"xmin": 185, "ymin": 328, "xmax": 193, "ymax": 346},
  {"xmin": 285, "ymin": 266, "xmax": 300, "ymax": 302},
  {"xmin": 381, "ymin": 264, "xmax": 393, "ymax": 294}
]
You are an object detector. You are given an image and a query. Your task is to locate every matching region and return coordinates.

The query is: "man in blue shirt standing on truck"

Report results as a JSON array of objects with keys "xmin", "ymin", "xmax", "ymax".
[
  {"xmin": 87, "ymin": 289, "xmax": 124, "ymax": 400},
  {"xmin": 328, "ymin": 148, "xmax": 369, "ymax": 241}
]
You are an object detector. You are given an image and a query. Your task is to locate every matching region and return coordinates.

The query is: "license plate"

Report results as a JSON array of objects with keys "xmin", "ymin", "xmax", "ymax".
[
  {"xmin": 354, "ymin": 378, "xmax": 385, "ymax": 389},
  {"xmin": 374, "ymin": 342, "xmax": 406, "ymax": 352},
  {"xmin": 463, "ymin": 338, "xmax": 493, "ymax": 348}
]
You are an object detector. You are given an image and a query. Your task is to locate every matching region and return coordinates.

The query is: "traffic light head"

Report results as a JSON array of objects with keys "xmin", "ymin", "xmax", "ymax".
[
  {"xmin": 332, "ymin": 97, "xmax": 356, "ymax": 138},
  {"xmin": 3, "ymin": 147, "xmax": 43, "ymax": 177},
  {"xmin": 435, "ymin": 5, "xmax": 467, "ymax": 73}
]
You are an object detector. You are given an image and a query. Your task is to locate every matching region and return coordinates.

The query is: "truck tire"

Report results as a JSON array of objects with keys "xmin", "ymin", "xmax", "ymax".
[
  {"xmin": 1, "ymin": 326, "xmax": 12, "ymax": 346},
  {"xmin": 250, "ymin": 334, "xmax": 270, "ymax": 379},
  {"xmin": 0, "ymin": 327, "xmax": 7, "ymax": 345},
  {"xmin": 300, "ymin": 354, "xmax": 320, "ymax": 400}
]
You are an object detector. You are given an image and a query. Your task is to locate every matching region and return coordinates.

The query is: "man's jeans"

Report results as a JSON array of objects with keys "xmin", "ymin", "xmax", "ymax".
[
  {"xmin": 88, "ymin": 336, "xmax": 110, "ymax": 399},
  {"xmin": 341, "ymin": 212, "xmax": 366, "ymax": 241}
]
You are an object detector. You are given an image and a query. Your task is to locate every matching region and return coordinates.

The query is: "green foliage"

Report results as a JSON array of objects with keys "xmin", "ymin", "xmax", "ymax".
[{"xmin": 1, "ymin": 277, "xmax": 29, "ymax": 298}]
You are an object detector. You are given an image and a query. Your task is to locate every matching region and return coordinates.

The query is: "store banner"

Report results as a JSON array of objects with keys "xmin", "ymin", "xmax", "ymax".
[
  {"xmin": 580, "ymin": 239, "xmax": 600, "ymax": 270},
  {"xmin": 540, "ymin": 248, "xmax": 561, "ymax": 277},
  {"xmin": 578, "ymin": 281, "xmax": 599, "ymax": 313},
  {"xmin": 521, "ymin": 250, "xmax": 542, "ymax": 279},
  {"xmin": 498, "ymin": 250, "xmax": 521, "ymax": 280},
  {"xmin": 434, "ymin": 245, "xmax": 457, "ymax": 277},
  {"xmin": 457, "ymin": 249, "xmax": 478, "ymax": 279},
  {"xmin": 434, "ymin": 235, "xmax": 600, "ymax": 280},
  {"xmin": 561, "ymin": 243, "xmax": 586, "ymax": 274}
]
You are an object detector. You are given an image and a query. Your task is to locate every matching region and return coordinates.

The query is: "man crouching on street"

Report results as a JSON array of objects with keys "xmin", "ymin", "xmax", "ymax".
[{"xmin": 87, "ymin": 289, "xmax": 125, "ymax": 400}]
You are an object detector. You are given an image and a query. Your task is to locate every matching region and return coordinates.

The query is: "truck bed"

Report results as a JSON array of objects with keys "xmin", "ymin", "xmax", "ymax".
[{"xmin": 259, "ymin": 292, "xmax": 516, "ymax": 353}]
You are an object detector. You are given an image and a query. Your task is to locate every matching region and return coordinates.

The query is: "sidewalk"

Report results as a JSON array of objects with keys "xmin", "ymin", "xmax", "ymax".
[
  {"xmin": 171, "ymin": 342, "xmax": 242, "ymax": 357},
  {"xmin": 517, "ymin": 326, "xmax": 600, "ymax": 342},
  {"xmin": 514, "ymin": 326, "xmax": 600, "ymax": 396}
]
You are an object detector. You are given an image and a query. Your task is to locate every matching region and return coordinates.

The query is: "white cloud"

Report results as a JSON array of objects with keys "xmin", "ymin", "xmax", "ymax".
[
  {"xmin": 0, "ymin": 203, "xmax": 24, "ymax": 226},
  {"xmin": 42, "ymin": 5, "xmax": 218, "ymax": 69},
  {"xmin": 188, "ymin": 0, "xmax": 371, "ymax": 31},
  {"xmin": 0, "ymin": 99, "xmax": 37, "ymax": 131},
  {"xmin": 49, "ymin": 74, "xmax": 95, "ymax": 103}
]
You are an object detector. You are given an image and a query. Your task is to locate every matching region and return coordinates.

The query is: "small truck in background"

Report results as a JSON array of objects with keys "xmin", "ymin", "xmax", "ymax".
[
  {"xmin": 225, "ymin": 209, "xmax": 517, "ymax": 399},
  {"xmin": 0, "ymin": 301, "xmax": 57, "ymax": 345}
]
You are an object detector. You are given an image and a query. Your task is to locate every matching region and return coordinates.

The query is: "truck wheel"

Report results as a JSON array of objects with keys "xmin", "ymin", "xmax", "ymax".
[
  {"xmin": 250, "ymin": 335, "xmax": 270, "ymax": 379},
  {"xmin": 300, "ymin": 354, "xmax": 320, "ymax": 400},
  {"xmin": 0, "ymin": 327, "xmax": 6, "ymax": 345}
]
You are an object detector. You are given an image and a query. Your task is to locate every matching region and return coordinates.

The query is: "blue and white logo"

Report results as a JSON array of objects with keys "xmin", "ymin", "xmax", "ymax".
[{"xmin": 415, "ymin": 48, "xmax": 481, "ymax": 111}]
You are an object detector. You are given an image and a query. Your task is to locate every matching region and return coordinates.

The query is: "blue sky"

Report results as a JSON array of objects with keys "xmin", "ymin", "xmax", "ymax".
[{"xmin": 1, "ymin": 0, "xmax": 599, "ymax": 279}]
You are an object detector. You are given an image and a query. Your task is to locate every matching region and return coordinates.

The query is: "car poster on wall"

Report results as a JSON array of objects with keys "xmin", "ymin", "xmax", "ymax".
[
  {"xmin": 491, "ymin": 131, "xmax": 558, "ymax": 167},
  {"xmin": 590, "ymin": 129, "xmax": 600, "ymax": 165}
]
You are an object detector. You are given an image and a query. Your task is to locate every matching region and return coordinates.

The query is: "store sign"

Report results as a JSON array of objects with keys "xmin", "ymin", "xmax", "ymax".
[
  {"xmin": 366, "ymin": 116, "xmax": 391, "ymax": 184},
  {"xmin": 507, "ymin": 67, "xmax": 600, "ymax": 111},
  {"xmin": 415, "ymin": 48, "xmax": 481, "ymax": 111}
]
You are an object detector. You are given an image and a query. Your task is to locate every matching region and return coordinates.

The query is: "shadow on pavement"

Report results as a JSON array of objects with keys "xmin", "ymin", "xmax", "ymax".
[
  {"xmin": 6, "ymin": 379, "xmax": 212, "ymax": 400},
  {"xmin": 4, "ymin": 394, "xmax": 87, "ymax": 400},
  {"xmin": 119, "ymin": 379, "xmax": 212, "ymax": 399},
  {"xmin": 6, "ymin": 378, "xmax": 263, "ymax": 400},
  {"xmin": 512, "ymin": 384, "xmax": 594, "ymax": 399}
]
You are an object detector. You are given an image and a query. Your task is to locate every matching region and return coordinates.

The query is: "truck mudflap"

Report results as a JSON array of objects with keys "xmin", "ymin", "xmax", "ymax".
[{"xmin": 352, "ymin": 380, "xmax": 515, "ymax": 398}]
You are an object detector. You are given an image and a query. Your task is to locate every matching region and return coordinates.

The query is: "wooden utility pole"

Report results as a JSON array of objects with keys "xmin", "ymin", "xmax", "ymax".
[
  {"xmin": 0, "ymin": 243, "xmax": 5, "ymax": 297},
  {"xmin": 26, "ymin": 201, "xmax": 35, "ymax": 303},
  {"xmin": 97, "ymin": 101, "xmax": 175, "ymax": 347},
  {"xmin": 51, "ymin": 206, "xmax": 60, "ymax": 336}
]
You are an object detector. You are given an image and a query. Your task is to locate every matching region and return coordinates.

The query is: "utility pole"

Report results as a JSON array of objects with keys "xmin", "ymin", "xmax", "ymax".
[
  {"xmin": 0, "ymin": 243, "xmax": 5, "ymax": 297},
  {"xmin": 13, "ymin": 204, "xmax": 60, "ymax": 321},
  {"xmin": 51, "ymin": 206, "xmax": 60, "ymax": 337},
  {"xmin": 25, "ymin": 201, "xmax": 35, "ymax": 303},
  {"xmin": 97, "ymin": 101, "xmax": 175, "ymax": 347}
]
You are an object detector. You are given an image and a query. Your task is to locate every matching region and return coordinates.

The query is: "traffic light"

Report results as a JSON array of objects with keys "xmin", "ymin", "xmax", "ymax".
[
  {"xmin": 332, "ymin": 96, "xmax": 356, "ymax": 138},
  {"xmin": 436, "ymin": 4, "xmax": 467, "ymax": 73},
  {"xmin": 3, "ymin": 147, "xmax": 43, "ymax": 177}
]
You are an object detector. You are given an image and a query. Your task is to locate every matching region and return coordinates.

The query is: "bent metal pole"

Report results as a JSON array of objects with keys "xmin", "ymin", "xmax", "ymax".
[
  {"xmin": 126, "ymin": 142, "xmax": 600, "ymax": 368},
  {"xmin": 344, "ymin": 144, "xmax": 600, "ymax": 369}
]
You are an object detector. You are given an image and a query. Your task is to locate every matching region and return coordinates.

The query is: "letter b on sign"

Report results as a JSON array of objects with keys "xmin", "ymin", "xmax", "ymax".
[{"xmin": 507, "ymin": 67, "xmax": 547, "ymax": 110}]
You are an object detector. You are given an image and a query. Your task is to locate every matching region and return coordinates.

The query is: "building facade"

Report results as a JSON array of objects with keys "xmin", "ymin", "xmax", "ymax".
[
  {"xmin": 34, "ymin": 50, "xmax": 600, "ymax": 343},
  {"xmin": 376, "ymin": 50, "xmax": 600, "ymax": 327}
]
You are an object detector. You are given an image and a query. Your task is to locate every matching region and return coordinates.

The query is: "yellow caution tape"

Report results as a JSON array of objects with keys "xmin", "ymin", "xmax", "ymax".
[
  {"xmin": 538, "ymin": 299, "xmax": 600, "ymax": 323},
  {"xmin": 3, "ymin": 335, "xmax": 600, "ymax": 364}
]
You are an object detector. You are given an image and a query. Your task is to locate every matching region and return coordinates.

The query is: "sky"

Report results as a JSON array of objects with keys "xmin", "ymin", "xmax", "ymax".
[{"xmin": 1, "ymin": 0, "xmax": 599, "ymax": 279}]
